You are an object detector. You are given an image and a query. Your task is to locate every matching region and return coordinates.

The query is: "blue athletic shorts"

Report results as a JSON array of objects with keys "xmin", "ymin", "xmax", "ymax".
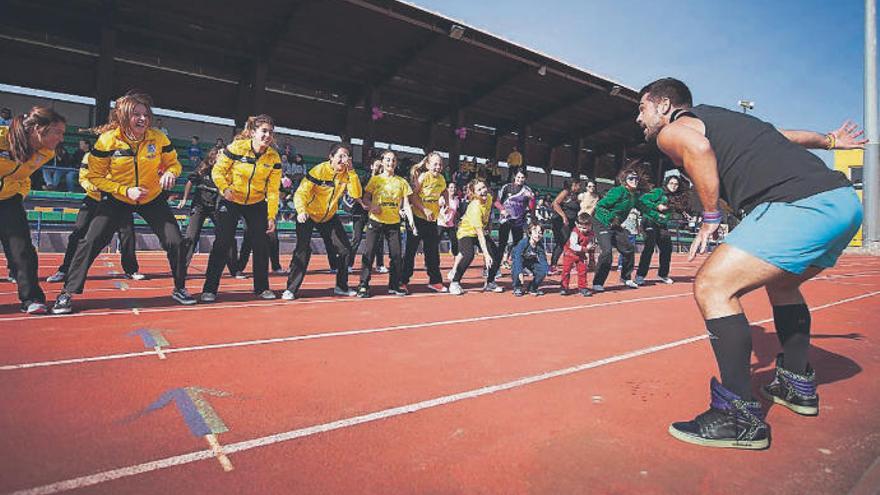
[{"xmin": 724, "ymin": 186, "xmax": 863, "ymax": 274}]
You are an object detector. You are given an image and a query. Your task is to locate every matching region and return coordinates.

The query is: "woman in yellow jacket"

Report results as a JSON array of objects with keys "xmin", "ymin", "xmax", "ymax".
[
  {"xmin": 0, "ymin": 106, "xmax": 66, "ymax": 314},
  {"xmin": 200, "ymin": 115, "xmax": 281, "ymax": 302},
  {"xmin": 52, "ymin": 92, "xmax": 195, "ymax": 314},
  {"xmin": 284, "ymin": 143, "xmax": 366, "ymax": 300}
]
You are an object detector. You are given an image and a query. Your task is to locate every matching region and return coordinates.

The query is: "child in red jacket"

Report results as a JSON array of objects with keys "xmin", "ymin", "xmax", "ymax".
[{"xmin": 560, "ymin": 212, "xmax": 596, "ymax": 296}]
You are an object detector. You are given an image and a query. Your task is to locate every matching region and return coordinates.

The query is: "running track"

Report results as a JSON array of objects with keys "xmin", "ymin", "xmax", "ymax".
[{"xmin": 1, "ymin": 252, "xmax": 878, "ymax": 494}]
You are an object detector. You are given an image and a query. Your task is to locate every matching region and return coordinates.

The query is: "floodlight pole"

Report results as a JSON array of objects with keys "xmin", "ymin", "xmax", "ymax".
[{"xmin": 864, "ymin": 0, "xmax": 880, "ymax": 248}]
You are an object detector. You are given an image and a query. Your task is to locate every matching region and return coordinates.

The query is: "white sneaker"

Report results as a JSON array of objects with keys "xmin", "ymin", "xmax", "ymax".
[
  {"xmin": 659, "ymin": 277, "xmax": 674, "ymax": 284},
  {"xmin": 377, "ymin": 265, "xmax": 389, "ymax": 274},
  {"xmin": 200, "ymin": 292, "xmax": 217, "ymax": 303},
  {"xmin": 592, "ymin": 284, "xmax": 605, "ymax": 293},
  {"xmin": 449, "ymin": 282, "xmax": 464, "ymax": 295},
  {"xmin": 447, "ymin": 269, "xmax": 456, "ymax": 282},
  {"xmin": 258, "ymin": 289, "xmax": 276, "ymax": 300},
  {"xmin": 635, "ymin": 276, "xmax": 645, "ymax": 285},
  {"xmin": 333, "ymin": 286, "xmax": 357, "ymax": 297},
  {"xmin": 483, "ymin": 282, "xmax": 503, "ymax": 293},
  {"xmin": 46, "ymin": 271, "xmax": 66, "ymax": 283},
  {"xmin": 624, "ymin": 280, "xmax": 639, "ymax": 289},
  {"xmin": 282, "ymin": 290, "xmax": 296, "ymax": 300},
  {"xmin": 125, "ymin": 272, "xmax": 147, "ymax": 281}
]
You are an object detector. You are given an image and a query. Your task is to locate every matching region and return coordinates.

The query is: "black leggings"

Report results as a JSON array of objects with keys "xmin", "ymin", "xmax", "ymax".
[
  {"xmin": 240, "ymin": 227, "xmax": 281, "ymax": 271},
  {"xmin": 204, "ymin": 200, "xmax": 269, "ymax": 294},
  {"xmin": 453, "ymin": 235, "xmax": 499, "ymax": 284},
  {"xmin": 403, "ymin": 216, "xmax": 442, "ymax": 285},
  {"xmin": 0, "ymin": 195, "xmax": 44, "ymax": 303},
  {"xmin": 185, "ymin": 205, "xmax": 238, "ymax": 276},
  {"xmin": 349, "ymin": 213, "xmax": 384, "ymax": 268},
  {"xmin": 636, "ymin": 221, "xmax": 672, "ymax": 279},
  {"xmin": 286, "ymin": 216, "xmax": 352, "ymax": 294},
  {"xmin": 592, "ymin": 220, "xmax": 635, "ymax": 286},
  {"xmin": 359, "ymin": 220, "xmax": 402, "ymax": 289},
  {"xmin": 437, "ymin": 225, "xmax": 458, "ymax": 256},
  {"xmin": 63, "ymin": 195, "xmax": 188, "ymax": 293},
  {"xmin": 550, "ymin": 215, "xmax": 575, "ymax": 267},
  {"xmin": 497, "ymin": 221, "xmax": 524, "ymax": 263},
  {"xmin": 59, "ymin": 197, "xmax": 139, "ymax": 275}
]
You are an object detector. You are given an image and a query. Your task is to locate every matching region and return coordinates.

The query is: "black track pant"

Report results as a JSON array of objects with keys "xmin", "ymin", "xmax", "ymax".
[
  {"xmin": 592, "ymin": 219, "xmax": 635, "ymax": 286},
  {"xmin": 287, "ymin": 216, "xmax": 352, "ymax": 294},
  {"xmin": 359, "ymin": 220, "xmax": 402, "ymax": 289},
  {"xmin": 204, "ymin": 200, "xmax": 269, "ymax": 294},
  {"xmin": 438, "ymin": 225, "xmax": 458, "ymax": 256},
  {"xmin": 403, "ymin": 216, "xmax": 442, "ymax": 285},
  {"xmin": 240, "ymin": 227, "xmax": 281, "ymax": 271},
  {"xmin": 497, "ymin": 221, "xmax": 524, "ymax": 263},
  {"xmin": 550, "ymin": 215, "xmax": 575, "ymax": 267},
  {"xmin": 636, "ymin": 221, "xmax": 672, "ymax": 279},
  {"xmin": 0, "ymin": 195, "xmax": 44, "ymax": 303},
  {"xmin": 59, "ymin": 197, "xmax": 139, "ymax": 275},
  {"xmin": 63, "ymin": 195, "xmax": 188, "ymax": 293},
  {"xmin": 185, "ymin": 205, "xmax": 238, "ymax": 276},
  {"xmin": 453, "ymin": 235, "xmax": 499, "ymax": 284},
  {"xmin": 349, "ymin": 213, "xmax": 384, "ymax": 268}
]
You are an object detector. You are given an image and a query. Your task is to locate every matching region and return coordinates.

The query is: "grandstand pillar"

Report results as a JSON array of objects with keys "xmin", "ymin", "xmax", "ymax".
[
  {"xmin": 517, "ymin": 125, "xmax": 530, "ymax": 165},
  {"xmin": 584, "ymin": 151, "xmax": 596, "ymax": 180},
  {"xmin": 252, "ymin": 59, "xmax": 268, "ymax": 115},
  {"xmin": 448, "ymin": 109, "xmax": 465, "ymax": 173},
  {"xmin": 424, "ymin": 123, "xmax": 439, "ymax": 153},
  {"xmin": 361, "ymin": 86, "xmax": 379, "ymax": 168},
  {"xmin": 95, "ymin": 26, "xmax": 116, "ymax": 126},
  {"xmin": 234, "ymin": 59, "xmax": 268, "ymax": 128},
  {"xmin": 572, "ymin": 138, "xmax": 585, "ymax": 180}
]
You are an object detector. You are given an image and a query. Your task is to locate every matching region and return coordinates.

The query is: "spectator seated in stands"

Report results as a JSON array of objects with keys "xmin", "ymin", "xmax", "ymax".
[
  {"xmin": 188, "ymin": 136, "xmax": 203, "ymax": 167},
  {"xmin": 0, "ymin": 107, "xmax": 12, "ymax": 126},
  {"xmin": 42, "ymin": 142, "xmax": 77, "ymax": 191}
]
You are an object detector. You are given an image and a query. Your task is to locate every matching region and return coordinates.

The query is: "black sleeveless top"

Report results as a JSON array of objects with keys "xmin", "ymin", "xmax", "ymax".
[{"xmin": 688, "ymin": 105, "xmax": 851, "ymax": 215}]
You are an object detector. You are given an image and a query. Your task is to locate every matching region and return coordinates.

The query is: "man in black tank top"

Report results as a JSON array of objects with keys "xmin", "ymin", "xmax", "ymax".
[{"xmin": 636, "ymin": 78, "xmax": 866, "ymax": 450}]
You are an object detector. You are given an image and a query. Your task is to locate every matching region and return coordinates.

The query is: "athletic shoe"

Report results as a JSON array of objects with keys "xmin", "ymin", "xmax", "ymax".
[
  {"xmin": 200, "ymin": 292, "xmax": 217, "ymax": 303},
  {"xmin": 377, "ymin": 265, "xmax": 389, "ymax": 274},
  {"xmin": 669, "ymin": 378, "xmax": 769, "ymax": 450},
  {"xmin": 447, "ymin": 269, "xmax": 456, "ymax": 282},
  {"xmin": 172, "ymin": 288, "xmax": 197, "ymax": 305},
  {"xmin": 234, "ymin": 272, "xmax": 247, "ymax": 279},
  {"xmin": 387, "ymin": 287, "xmax": 408, "ymax": 296},
  {"xmin": 427, "ymin": 283, "xmax": 448, "ymax": 293},
  {"xmin": 21, "ymin": 300, "xmax": 48, "ymax": 314},
  {"xmin": 483, "ymin": 282, "xmax": 503, "ymax": 293},
  {"xmin": 559, "ymin": 288, "xmax": 570, "ymax": 296},
  {"xmin": 46, "ymin": 271, "xmax": 66, "ymax": 283},
  {"xmin": 333, "ymin": 286, "xmax": 357, "ymax": 297},
  {"xmin": 449, "ymin": 282, "xmax": 464, "ymax": 295},
  {"xmin": 513, "ymin": 287, "xmax": 525, "ymax": 297},
  {"xmin": 592, "ymin": 284, "xmax": 605, "ymax": 293},
  {"xmin": 580, "ymin": 288, "xmax": 593, "ymax": 297},
  {"xmin": 399, "ymin": 283, "xmax": 409, "ymax": 294},
  {"xmin": 760, "ymin": 353, "xmax": 819, "ymax": 416},
  {"xmin": 659, "ymin": 277, "xmax": 674, "ymax": 285},
  {"xmin": 529, "ymin": 287, "xmax": 544, "ymax": 296},
  {"xmin": 329, "ymin": 268, "xmax": 338, "ymax": 274},
  {"xmin": 7, "ymin": 276, "xmax": 16, "ymax": 284},
  {"xmin": 52, "ymin": 292, "xmax": 73, "ymax": 314},
  {"xmin": 272, "ymin": 268, "xmax": 288, "ymax": 275},
  {"xmin": 282, "ymin": 290, "xmax": 296, "ymax": 301},
  {"xmin": 258, "ymin": 289, "xmax": 276, "ymax": 300},
  {"xmin": 357, "ymin": 286, "xmax": 371, "ymax": 298},
  {"xmin": 124, "ymin": 272, "xmax": 146, "ymax": 281},
  {"xmin": 623, "ymin": 280, "xmax": 639, "ymax": 289},
  {"xmin": 635, "ymin": 276, "xmax": 645, "ymax": 286}
]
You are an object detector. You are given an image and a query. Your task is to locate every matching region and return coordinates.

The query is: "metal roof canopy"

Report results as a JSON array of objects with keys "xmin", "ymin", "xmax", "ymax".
[{"xmin": 0, "ymin": 0, "xmax": 652, "ymax": 175}]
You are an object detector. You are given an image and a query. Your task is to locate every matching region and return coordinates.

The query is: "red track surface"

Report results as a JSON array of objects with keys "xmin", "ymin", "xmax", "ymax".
[{"xmin": 1, "ymin": 252, "xmax": 879, "ymax": 494}]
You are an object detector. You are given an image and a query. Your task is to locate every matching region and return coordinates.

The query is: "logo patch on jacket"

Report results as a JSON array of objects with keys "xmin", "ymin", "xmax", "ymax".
[{"xmin": 146, "ymin": 144, "xmax": 157, "ymax": 159}]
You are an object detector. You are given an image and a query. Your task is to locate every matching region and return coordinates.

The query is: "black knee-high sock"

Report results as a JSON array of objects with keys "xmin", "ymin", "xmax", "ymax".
[
  {"xmin": 772, "ymin": 303, "xmax": 810, "ymax": 374},
  {"xmin": 706, "ymin": 314, "xmax": 753, "ymax": 400}
]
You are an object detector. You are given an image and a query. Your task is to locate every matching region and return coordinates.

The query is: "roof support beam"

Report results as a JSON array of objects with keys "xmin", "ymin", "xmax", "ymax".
[{"xmin": 518, "ymin": 90, "xmax": 599, "ymax": 129}]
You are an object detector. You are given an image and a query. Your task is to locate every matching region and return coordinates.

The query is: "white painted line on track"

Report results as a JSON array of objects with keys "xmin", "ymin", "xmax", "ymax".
[
  {"xmin": 1, "ymin": 292, "xmax": 693, "ymax": 371},
  {"xmin": 8, "ymin": 289, "xmax": 878, "ymax": 495}
]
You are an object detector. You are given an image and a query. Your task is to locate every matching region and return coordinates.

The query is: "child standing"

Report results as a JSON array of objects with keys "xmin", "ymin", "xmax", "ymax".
[
  {"xmin": 560, "ymin": 212, "xmax": 596, "ymax": 297},
  {"xmin": 510, "ymin": 222, "xmax": 549, "ymax": 297}
]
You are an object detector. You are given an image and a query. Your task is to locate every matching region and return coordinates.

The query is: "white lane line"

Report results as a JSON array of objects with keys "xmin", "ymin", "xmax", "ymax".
[
  {"xmin": 8, "ymin": 289, "xmax": 878, "ymax": 495},
  {"xmin": 0, "ymin": 292, "xmax": 693, "ymax": 371}
]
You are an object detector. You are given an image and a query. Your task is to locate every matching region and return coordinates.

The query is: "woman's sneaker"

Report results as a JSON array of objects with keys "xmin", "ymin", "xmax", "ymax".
[
  {"xmin": 427, "ymin": 283, "xmax": 448, "ymax": 293},
  {"xmin": 52, "ymin": 292, "xmax": 73, "ymax": 314},
  {"xmin": 172, "ymin": 288, "xmax": 197, "ymax": 305},
  {"xmin": 635, "ymin": 276, "xmax": 646, "ymax": 285},
  {"xmin": 357, "ymin": 286, "xmax": 371, "ymax": 298},
  {"xmin": 623, "ymin": 280, "xmax": 639, "ymax": 289},
  {"xmin": 528, "ymin": 287, "xmax": 544, "ymax": 296},
  {"xmin": 282, "ymin": 290, "xmax": 296, "ymax": 301},
  {"xmin": 449, "ymin": 282, "xmax": 464, "ymax": 295},
  {"xmin": 200, "ymin": 292, "xmax": 217, "ymax": 303},
  {"xmin": 760, "ymin": 353, "xmax": 819, "ymax": 416},
  {"xmin": 124, "ymin": 272, "xmax": 147, "ymax": 281},
  {"xmin": 483, "ymin": 282, "xmax": 503, "ymax": 293},
  {"xmin": 580, "ymin": 288, "xmax": 593, "ymax": 297},
  {"xmin": 46, "ymin": 271, "xmax": 66, "ymax": 283},
  {"xmin": 21, "ymin": 300, "xmax": 48, "ymax": 314},
  {"xmin": 659, "ymin": 277, "xmax": 674, "ymax": 284},
  {"xmin": 258, "ymin": 289, "xmax": 276, "ymax": 300},
  {"xmin": 592, "ymin": 284, "xmax": 605, "ymax": 293},
  {"xmin": 376, "ymin": 265, "xmax": 389, "ymax": 274},
  {"xmin": 333, "ymin": 286, "xmax": 357, "ymax": 297},
  {"xmin": 513, "ymin": 287, "xmax": 525, "ymax": 297}
]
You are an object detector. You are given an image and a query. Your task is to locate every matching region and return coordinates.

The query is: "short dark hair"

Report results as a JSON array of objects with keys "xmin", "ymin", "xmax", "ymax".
[
  {"xmin": 576, "ymin": 212, "xmax": 593, "ymax": 225},
  {"xmin": 639, "ymin": 78, "xmax": 693, "ymax": 107}
]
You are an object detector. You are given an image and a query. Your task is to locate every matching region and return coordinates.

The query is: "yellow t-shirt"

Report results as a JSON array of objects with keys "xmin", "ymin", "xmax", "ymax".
[
  {"xmin": 457, "ymin": 194, "xmax": 493, "ymax": 239},
  {"xmin": 366, "ymin": 174, "xmax": 412, "ymax": 224},
  {"xmin": 413, "ymin": 172, "xmax": 447, "ymax": 221}
]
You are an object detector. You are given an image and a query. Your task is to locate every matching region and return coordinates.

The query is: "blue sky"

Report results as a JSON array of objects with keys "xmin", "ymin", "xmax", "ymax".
[{"xmin": 410, "ymin": 0, "xmax": 870, "ymax": 164}]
